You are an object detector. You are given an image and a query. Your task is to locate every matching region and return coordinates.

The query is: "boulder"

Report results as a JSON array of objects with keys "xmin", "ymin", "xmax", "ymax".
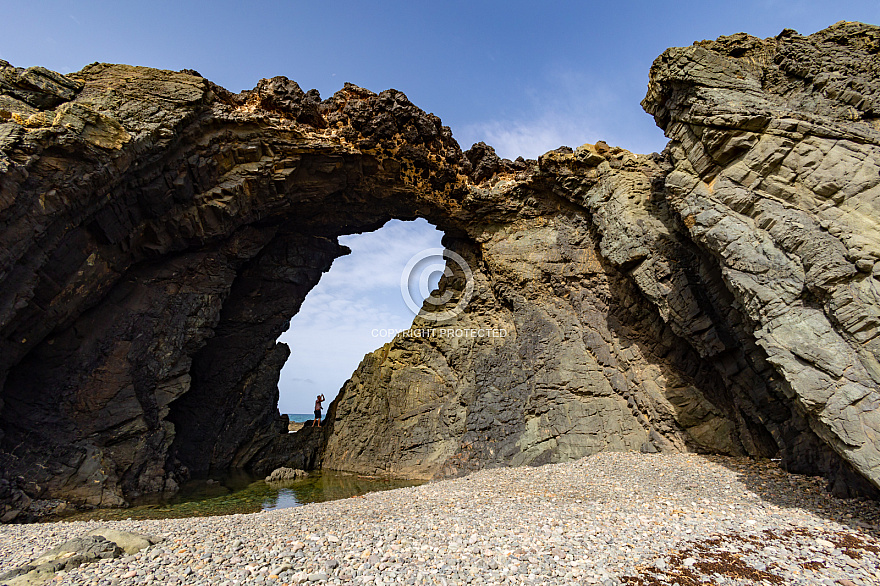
[
  {"xmin": 86, "ymin": 528, "xmax": 158, "ymax": 555},
  {"xmin": 265, "ymin": 467, "xmax": 308, "ymax": 483},
  {"xmin": 0, "ymin": 534, "xmax": 124, "ymax": 585}
]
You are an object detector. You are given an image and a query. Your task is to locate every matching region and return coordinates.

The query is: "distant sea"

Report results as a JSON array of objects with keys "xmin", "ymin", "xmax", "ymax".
[{"xmin": 286, "ymin": 413, "xmax": 315, "ymax": 423}]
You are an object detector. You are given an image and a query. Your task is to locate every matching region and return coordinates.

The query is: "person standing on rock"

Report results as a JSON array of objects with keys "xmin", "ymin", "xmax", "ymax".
[{"xmin": 312, "ymin": 394, "xmax": 325, "ymax": 427}]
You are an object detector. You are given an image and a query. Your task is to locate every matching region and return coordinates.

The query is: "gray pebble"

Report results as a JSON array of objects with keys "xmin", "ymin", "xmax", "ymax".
[{"xmin": 1, "ymin": 454, "xmax": 878, "ymax": 586}]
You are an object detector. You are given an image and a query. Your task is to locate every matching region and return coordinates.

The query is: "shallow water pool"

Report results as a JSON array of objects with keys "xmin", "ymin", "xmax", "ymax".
[{"xmin": 47, "ymin": 471, "xmax": 423, "ymax": 522}]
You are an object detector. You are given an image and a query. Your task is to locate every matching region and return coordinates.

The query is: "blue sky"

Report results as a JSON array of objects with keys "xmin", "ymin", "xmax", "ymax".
[
  {"xmin": 4, "ymin": 1, "xmax": 878, "ymax": 158},
  {"xmin": 3, "ymin": 2, "xmax": 877, "ymax": 411},
  {"xmin": 278, "ymin": 220, "xmax": 443, "ymax": 413}
]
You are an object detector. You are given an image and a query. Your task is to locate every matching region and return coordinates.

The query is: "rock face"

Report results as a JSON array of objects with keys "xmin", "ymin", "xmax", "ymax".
[
  {"xmin": 325, "ymin": 22, "xmax": 880, "ymax": 493},
  {"xmin": 642, "ymin": 22, "xmax": 880, "ymax": 497},
  {"xmin": 324, "ymin": 146, "xmax": 768, "ymax": 479},
  {"xmin": 0, "ymin": 22, "xmax": 879, "ymax": 518}
]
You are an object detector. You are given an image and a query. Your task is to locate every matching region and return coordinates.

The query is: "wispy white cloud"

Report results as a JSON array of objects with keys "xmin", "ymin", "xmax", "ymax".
[
  {"xmin": 278, "ymin": 219, "xmax": 444, "ymax": 413},
  {"xmin": 455, "ymin": 68, "xmax": 667, "ymax": 160},
  {"xmin": 462, "ymin": 114, "xmax": 595, "ymax": 162}
]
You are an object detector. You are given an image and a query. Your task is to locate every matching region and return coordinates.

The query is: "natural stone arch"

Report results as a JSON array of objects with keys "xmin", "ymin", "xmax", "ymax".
[
  {"xmin": 0, "ymin": 67, "xmax": 484, "ymax": 507},
  {"xmin": 3, "ymin": 24, "xmax": 880, "ymax": 519}
]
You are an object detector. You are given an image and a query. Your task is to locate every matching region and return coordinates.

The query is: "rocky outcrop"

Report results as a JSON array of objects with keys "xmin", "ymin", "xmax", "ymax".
[
  {"xmin": 326, "ymin": 22, "xmax": 880, "ymax": 495},
  {"xmin": 0, "ymin": 61, "xmax": 481, "ymax": 519},
  {"xmin": 642, "ymin": 21, "xmax": 880, "ymax": 496},
  {"xmin": 324, "ymin": 145, "xmax": 771, "ymax": 479},
  {"xmin": 0, "ymin": 22, "xmax": 879, "ymax": 519}
]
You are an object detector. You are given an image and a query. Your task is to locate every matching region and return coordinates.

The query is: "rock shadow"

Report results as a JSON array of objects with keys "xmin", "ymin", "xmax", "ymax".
[{"xmin": 700, "ymin": 454, "xmax": 880, "ymax": 540}]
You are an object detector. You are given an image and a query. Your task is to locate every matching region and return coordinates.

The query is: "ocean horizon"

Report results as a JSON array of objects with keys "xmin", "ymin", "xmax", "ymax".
[{"xmin": 286, "ymin": 413, "xmax": 316, "ymax": 423}]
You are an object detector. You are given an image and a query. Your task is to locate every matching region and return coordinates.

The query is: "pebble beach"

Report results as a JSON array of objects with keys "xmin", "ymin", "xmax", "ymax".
[{"xmin": 2, "ymin": 453, "xmax": 880, "ymax": 586}]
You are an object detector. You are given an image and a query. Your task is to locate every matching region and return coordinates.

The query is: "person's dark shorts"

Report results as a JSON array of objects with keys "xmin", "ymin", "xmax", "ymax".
[{"xmin": 314, "ymin": 409, "xmax": 321, "ymax": 419}]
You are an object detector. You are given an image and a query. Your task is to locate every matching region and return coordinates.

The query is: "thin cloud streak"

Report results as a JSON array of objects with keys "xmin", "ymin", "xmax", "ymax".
[
  {"xmin": 463, "ymin": 115, "xmax": 595, "ymax": 161},
  {"xmin": 455, "ymin": 69, "xmax": 668, "ymax": 160}
]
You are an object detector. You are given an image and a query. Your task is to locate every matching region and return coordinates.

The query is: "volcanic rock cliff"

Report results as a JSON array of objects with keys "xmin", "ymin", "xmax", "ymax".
[{"xmin": 1, "ymin": 21, "xmax": 878, "ymax": 520}]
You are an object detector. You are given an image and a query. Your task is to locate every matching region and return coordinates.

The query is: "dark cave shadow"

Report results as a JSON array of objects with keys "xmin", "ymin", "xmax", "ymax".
[
  {"xmin": 595, "ymin": 268, "xmax": 880, "ymax": 541},
  {"xmin": 580, "ymin": 219, "xmax": 880, "ymax": 542},
  {"xmin": 697, "ymin": 454, "xmax": 880, "ymax": 541}
]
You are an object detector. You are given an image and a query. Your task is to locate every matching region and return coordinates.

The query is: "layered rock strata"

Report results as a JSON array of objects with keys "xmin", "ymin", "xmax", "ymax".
[
  {"xmin": 642, "ymin": 21, "xmax": 880, "ymax": 497},
  {"xmin": 0, "ymin": 22, "xmax": 878, "ymax": 519},
  {"xmin": 324, "ymin": 146, "xmax": 775, "ymax": 479}
]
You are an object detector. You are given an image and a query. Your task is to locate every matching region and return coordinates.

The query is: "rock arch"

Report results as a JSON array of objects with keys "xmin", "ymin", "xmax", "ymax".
[{"xmin": 2, "ymin": 22, "xmax": 880, "ymax": 519}]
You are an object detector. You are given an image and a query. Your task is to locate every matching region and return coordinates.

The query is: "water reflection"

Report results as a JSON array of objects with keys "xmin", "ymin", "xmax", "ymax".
[{"xmin": 47, "ymin": 471, "xmax": 423, "ymax": 522}]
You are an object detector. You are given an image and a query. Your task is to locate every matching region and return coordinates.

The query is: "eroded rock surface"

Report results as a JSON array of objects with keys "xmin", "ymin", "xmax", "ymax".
[
  {"xmin": 1, "ymin": 22, "xmax": 879, "ymax": 519},
  {"xmin": 324, "ymin": 146, "xmax": 772, "ymax": 479},
  {"xmin": 642, "ymin": 21, "xmax": 880, "ymax": 497}
]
